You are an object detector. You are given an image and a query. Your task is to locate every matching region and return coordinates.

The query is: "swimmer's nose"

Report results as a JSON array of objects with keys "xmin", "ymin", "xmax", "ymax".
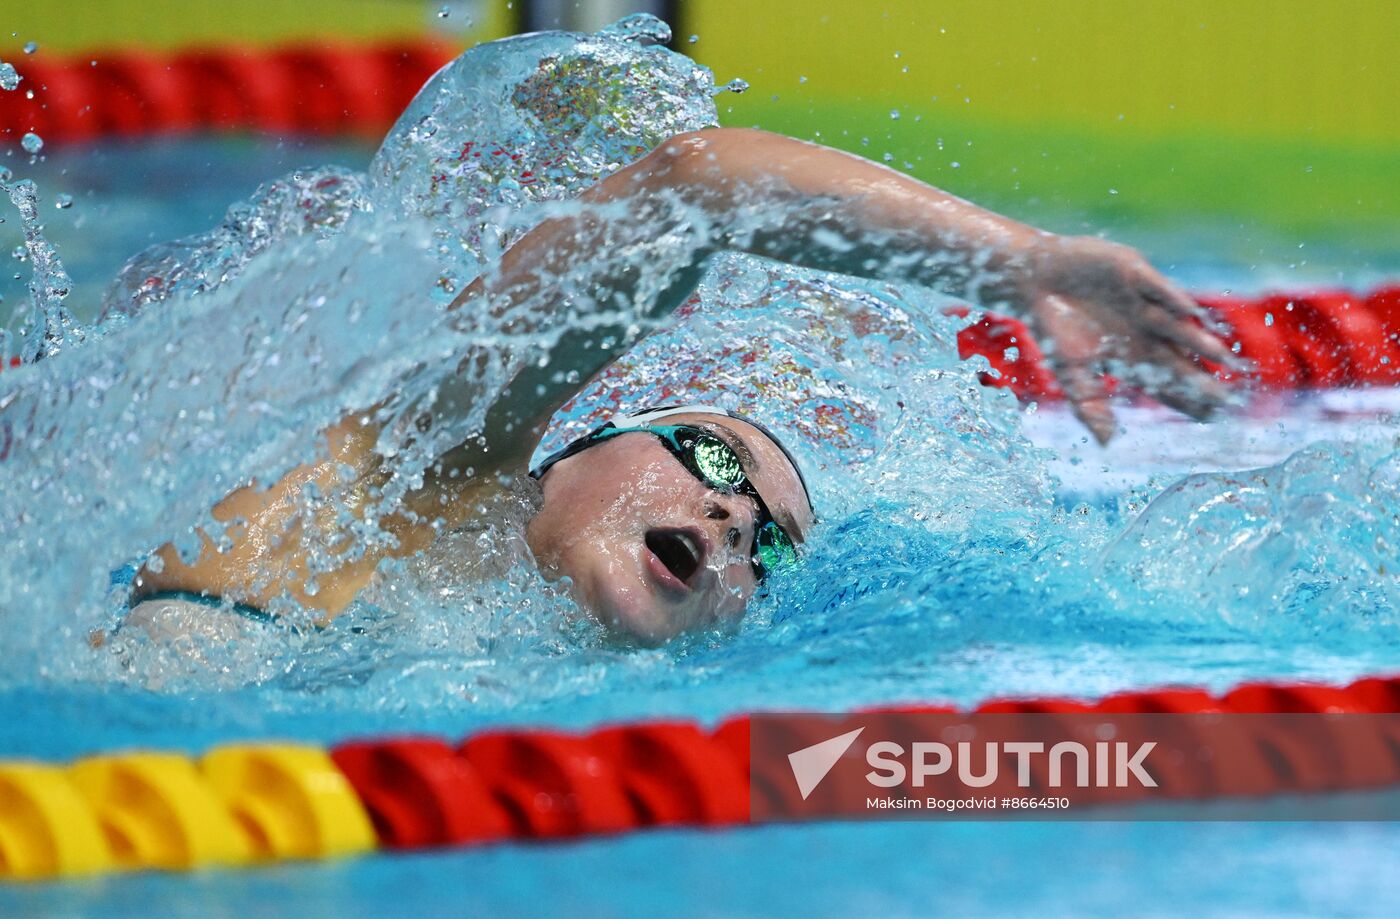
[{"xmin": 702, "ymin": 496, "xmax": 758, "ymax": 568}]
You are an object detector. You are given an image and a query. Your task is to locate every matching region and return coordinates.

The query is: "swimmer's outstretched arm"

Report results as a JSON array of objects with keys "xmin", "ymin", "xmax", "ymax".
[
  {"xmin": 129, "ymin": 128, "xmax": 1238, "ymax": 626},
  {"xmin": 462, "ymin": 127, "xmax": 1240, "ymax": 453}
]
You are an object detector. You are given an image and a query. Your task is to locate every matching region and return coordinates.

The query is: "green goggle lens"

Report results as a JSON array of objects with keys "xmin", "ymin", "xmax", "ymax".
[
  {"xmin": 755, "ymin": 521, "xmax": 798, "ymax": 573},
  {"xmin": 690, "ymin": 434, "xmax": 746, "ymax": 488}
]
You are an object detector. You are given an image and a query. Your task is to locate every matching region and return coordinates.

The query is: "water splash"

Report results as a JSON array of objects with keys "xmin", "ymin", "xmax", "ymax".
[
  {"xmin": 2, "ymin": 176, "xmax": 81, "ymax": 360},
  {"xmin": 0, "ymin": 13, "xmax": 1395, "ymax": 721},
  {"xmin": 370, "ymin": 15, "xmax": 717, "ymax": 292},
  {"xmin": 98, "ymin": 167, "xmax": 370, "ymax": 321},
  {"xmin": 0, "ymin": 15, "xmax": 721, "ymax": 683},
  {"xmin": 1099, "ymin": 440, "xmax": 1400, "ymax": 632}
]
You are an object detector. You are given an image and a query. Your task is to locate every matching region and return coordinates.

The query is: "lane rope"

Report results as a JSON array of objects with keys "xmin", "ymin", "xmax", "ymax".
[
  {"xmin": 0, "ymin": 41, "xmax": 455, "ymax": 144},
  {"xmin": 950, "ymin": 283, "xmax": 1400, "ymax": 401},
  {"xmin": 3, "ymin": 671, "xmax": 1400, "ymax": 880}
]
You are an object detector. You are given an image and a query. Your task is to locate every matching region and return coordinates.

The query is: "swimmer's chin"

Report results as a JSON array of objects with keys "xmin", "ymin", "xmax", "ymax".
[
  {"xmin": 540, "ymin": 541, "xmax": 688, "ymax": 646},
  {"xmin": 587, "ymin": 581, "xmax": 680, "ymax": 648},
  {"xmin": 542, "ymin": 558, "xmax": 678, "ymax": 648}
]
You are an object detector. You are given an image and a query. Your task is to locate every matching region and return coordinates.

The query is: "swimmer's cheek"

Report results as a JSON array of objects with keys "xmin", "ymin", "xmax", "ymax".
[{"xmin": 584, "ymin": 580, "xmax": 678, "ymax": 648}]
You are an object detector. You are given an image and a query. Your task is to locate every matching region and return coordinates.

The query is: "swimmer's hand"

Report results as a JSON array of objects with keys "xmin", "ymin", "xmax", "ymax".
[{"xmin": 1013, "ymin": 234, "xmax": 1243, "ymax": 445}]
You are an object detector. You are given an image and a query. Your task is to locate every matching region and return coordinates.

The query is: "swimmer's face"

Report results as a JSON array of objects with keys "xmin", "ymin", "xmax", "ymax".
[{"xmin": 525, "ymin": 413, "xmax": 812, "ymax": 646}]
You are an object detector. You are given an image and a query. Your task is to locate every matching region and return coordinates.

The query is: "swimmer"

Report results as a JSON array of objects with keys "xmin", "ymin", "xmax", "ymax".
[{"xmin": 128, "ymin": 128, "xmax": 1239, "ymax": 645}]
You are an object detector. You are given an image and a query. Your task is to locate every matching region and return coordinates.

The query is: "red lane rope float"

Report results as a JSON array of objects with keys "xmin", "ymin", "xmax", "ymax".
[
  {"xmin": 3, "ymin": 671, "xmax": 1400, "ymax": 880},
  {"xmin": 954, "ymin": 283, "xmax": 1400, "ymax": 401},
  {"xmin": 0, "ymin": 41, "xmax": 454, "ymax": 144},
  {"xmin": 328, "ymin": 672, "xmax": 1400, "ymax": 849}
]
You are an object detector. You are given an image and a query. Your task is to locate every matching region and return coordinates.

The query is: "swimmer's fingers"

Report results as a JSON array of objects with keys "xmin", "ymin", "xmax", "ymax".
[
  {"xmin": 1033, "ymin": 294, "xmax": 1117, "ymax": 445},
  {"xmin": 1060, "ymin": 363, "xmax": 1117, "ymax": 446},
  {"xmin": 1133, "ymin": 263, "xmax": 1214, "ymax": 323},
  {"xmin": 1134, "ymin": 293, "xmax": 1243, "ymax": 372},
  {"xmin": 1122, "ymin": 342, "xmax": 1233, "ymax": 422},
  {"xmin": 1146, "ymin": 308, "xmax": 1241, "ymax": 371},
  {"xmin": 1124, "ymin": 267, "xmax": 1244, "ymax": 371}
]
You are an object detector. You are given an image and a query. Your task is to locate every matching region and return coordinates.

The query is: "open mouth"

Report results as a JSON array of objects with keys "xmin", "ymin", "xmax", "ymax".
[{"xmin": 644, "ymin": 528, "xmax": 704, "ymax": 588}]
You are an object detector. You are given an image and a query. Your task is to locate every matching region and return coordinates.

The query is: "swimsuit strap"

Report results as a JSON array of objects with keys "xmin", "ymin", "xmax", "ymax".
[{"xmin": 132, "ymin": 589, "xmax": 280, "ymax": 626}]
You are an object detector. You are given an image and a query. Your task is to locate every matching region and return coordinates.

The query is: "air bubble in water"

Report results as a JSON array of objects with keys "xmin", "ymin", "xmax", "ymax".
[
  {"xmin": 23, "ymin": 41, "xmax": 37, "ymax": 55},
  {"xmin": 437, "ymin": 5, "xmax": 450, "ymax": 17},
  {"xmin": 21, "ymin": 132, "xmax": 42, "ymax": 154},
  {"xmin": 725, "ymin": 78, "xmax": 749, "ymax": 94},
  {"xmin": 55, "ymin": 193, "xmax": 73, "ymax": 210},
  {"xmin": 688, "ymin": 34, "xmax": 699, "ymax": 43},
  {"xmin": 889, "ymin": 109, "xmax": 901, "ymax": 120},
  {"xmin": 0, "ymin": 62, "xmax": 19, "ymax": 91}
]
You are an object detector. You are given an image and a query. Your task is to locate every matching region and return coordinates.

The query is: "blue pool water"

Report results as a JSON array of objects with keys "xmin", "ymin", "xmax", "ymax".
[
  {"xmin": 3, "ymin": 16, "xmax": 1400, "ymax": 918},
  {"xmin": 4, "ymin": 821, "xmax": 1397, "ymax": 918}
]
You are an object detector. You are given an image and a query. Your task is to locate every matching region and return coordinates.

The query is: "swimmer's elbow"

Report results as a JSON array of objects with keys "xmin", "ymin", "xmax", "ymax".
[{"xmin": 645, "ymin": 127, "xmax": 780, "ymax": 185}]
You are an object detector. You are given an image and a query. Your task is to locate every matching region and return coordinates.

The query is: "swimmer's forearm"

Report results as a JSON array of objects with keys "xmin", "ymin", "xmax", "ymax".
[
  {"xmin": 443, "ymin": 127, "xmax": 1048, "ymax": 471},
  {"xmin": 643, "ymin": 128, "xmax": 1041, "ymax": 303},
  {"xmin": 461, "ymin": 128, "xmax": 1044, "ymax": 321}
]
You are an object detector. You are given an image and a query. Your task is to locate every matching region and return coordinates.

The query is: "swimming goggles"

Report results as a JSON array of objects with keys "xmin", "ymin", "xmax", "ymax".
[{"xmin": 530, "ymin": 421, "xmax": 800, "ymax": 580}]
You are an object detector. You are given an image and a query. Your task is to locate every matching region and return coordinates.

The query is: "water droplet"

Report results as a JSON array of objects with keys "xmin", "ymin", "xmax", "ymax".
[
  {"xmin": 798, "ymin": 75, "xmax": 807, "ymax": 84},
  {"xmin": 55, "ymin": 193, "xmax": 73, "ymax": 210},
  {"xmin": 1108, "ymin": 187, "xmax": 1119, "ymax": 195},
  {"xmin": 20, "ymin": 132, "xmax": 42, "ymax": 154},
  {"xmin": 0, "ymin": 63, "xmax": 19, "ymax": 91},
  {"xmin": 882, "ymin": 152, "xmax": 894, "ymax": 162},
  {"xmin": 437, "ymin": 5, "xmax": 450, "ymax": 16},
  {"xmin": 11, "ymin": 245, "xmax": 27, "ymax": 262},
  {"xmin": 1264, "ymin": 312, "xmax": 1274, "ymax": 326},
  {"xmin": 725, "ymin": 78, "xmax": 749, "ymax": 94},
  {"xmin": 600, "ymin": 12, "xmax": 671, "ymax": 46},
  {"xmin": 950, "ymin": 161, "xmax": 961, "ymax": 168},
  {"xmin": 22, "ymin": 41, "xmax": 37, "ymax": 55},
  {"xmin": 889, "ymin": 109, "xmax": 901, "ymax": 120},
  {"xmin": 688, "ymin": 34, "xmax": 699, "ymax": 44}
]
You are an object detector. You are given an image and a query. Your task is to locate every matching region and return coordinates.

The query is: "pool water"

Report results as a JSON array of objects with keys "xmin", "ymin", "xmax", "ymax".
[
  {"xmin": 4, "ymin": 820, "xmax": 1397, "ymax": 918},
  {"xmin": 2, "ymin": 16, "xmax": 1399, "ymax": 918}
]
